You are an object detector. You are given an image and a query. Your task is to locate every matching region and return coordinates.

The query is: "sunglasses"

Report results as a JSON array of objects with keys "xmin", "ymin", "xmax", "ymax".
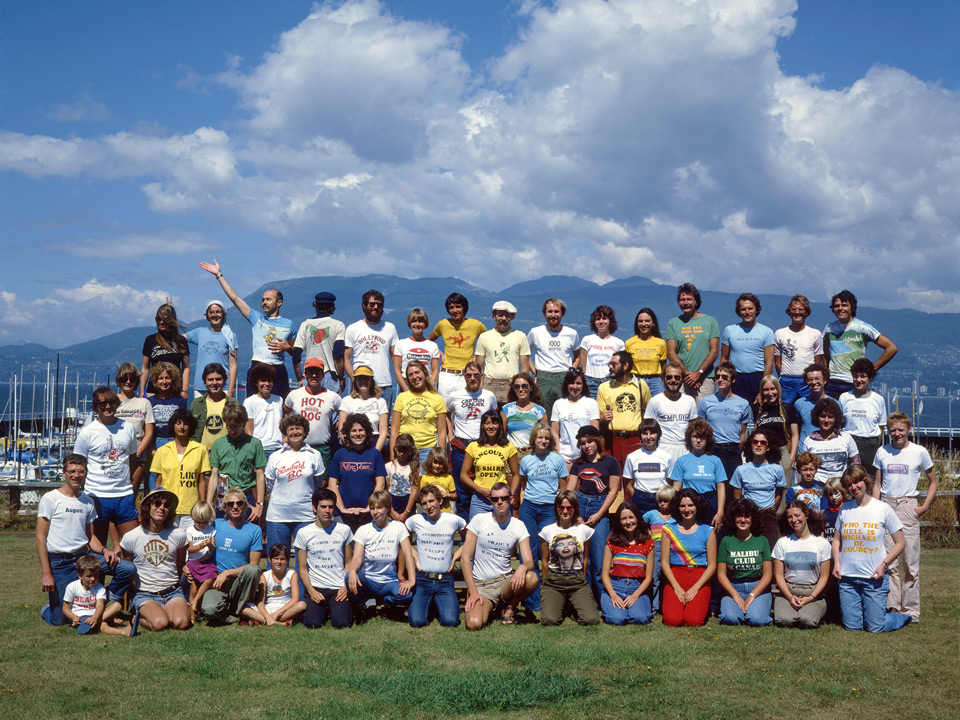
[
  {"xmin": 151, "ymin": 498, "xmax": 174, "ymax": 509},
  {"xmin": 750, "ymin": 439, "xmax": 769, "ymax": 447},
  {"xmin": 224, "ymin": 500, "xmax": 246, "ymax": 509},
  {"xmin": 491, "ymin": 496, "xmax": 511, "ymax": 503},
  {"xmin": 512, "ymin": 383, "xmax": 530, "ymax": 390},
  {"xmin": 118, "ymin": 375, "xmax": 138, "ymax": 383},
  {"xmin": 558, "ymin": 506, "xmax": 575, "ymax": 513}
]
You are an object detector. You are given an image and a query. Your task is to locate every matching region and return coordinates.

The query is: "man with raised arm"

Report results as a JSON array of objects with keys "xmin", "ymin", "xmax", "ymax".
[{"xmin": 199, "ymin": 259, "xmax": 297, "ymax": 399}]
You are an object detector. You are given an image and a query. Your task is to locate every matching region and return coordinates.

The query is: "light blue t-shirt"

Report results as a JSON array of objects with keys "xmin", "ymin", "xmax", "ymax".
[
  {"xmin": 670, "ymin": 452, "xmax": 727, "ymax": 494},
  {"xmin": 698, "ymin": 393, "xmax": 751, "ymax": 444},
  {"xmin": 247, "ymin": 310, "xmax": 296, "ymax": 365},
  {"xmin": 213, "ymin": 518, "xmax": 263, "ymax": 572},
  {"xmin": 729, "ymin": 462, "xmax": 787, "ymax": 510},
  {"xmin": 519, "ymin": 451, "xmax": 568, "ymax": 505},
  {"xmin": 185, "ymin": 325, "xmax": 238, "ymax": 391},
  {"xmin": 721, "ymin": 323, "xmax": 775, "ymax": 373}
]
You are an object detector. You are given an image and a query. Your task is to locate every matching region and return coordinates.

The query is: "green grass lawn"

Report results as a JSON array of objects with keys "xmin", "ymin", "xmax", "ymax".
[{"xmin": 2, "ymin": 532, "xmax": 958, "ymax": 720}]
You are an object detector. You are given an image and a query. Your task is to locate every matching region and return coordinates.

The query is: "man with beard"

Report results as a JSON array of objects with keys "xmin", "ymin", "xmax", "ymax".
[
  {"xmin": 474, "ymin": 301, "xmax": 530, "ymax": 404},
  {"xmin": 344, "ymin": 290, "xmax": 399, "ymax": 411},
  {"xmin": 596, "ymin": 351, "xmax": 650, "ymax": 469}
]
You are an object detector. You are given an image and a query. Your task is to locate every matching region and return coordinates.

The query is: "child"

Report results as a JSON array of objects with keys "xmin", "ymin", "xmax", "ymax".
[
  {"xmin": 190, "ymin": 362, "xmax": 230, "ymax": 452},
  {"xmin": 839, "ymin": 358, "xmax": 887, "ymax": 471},
  {"xmin": 241, "ymin": 544, "xmax": 306, "ymax": 626},
  {"xmin": 207, "ymin": 401, "xmax": 266, "ymax": 520},
  {"xmin": 243, "ymin": 364, "xmax": 284, "ymax": 459},
  {"xmin": 599, "ymin": 501, "xmax": 656, "ymax": 625},
  {"xmin": 621, "ymin": 418, "xmax": 672, "ymax": 513},
  {"xmin": 418, "ymin": 446, "xmax": 456, "ymax": 514},
  {"xmin": 385, "ymin": 433, "xmax": 421, "ymax": 521},
  {"xmin": 348, "ymin": 490, "xmax": 416, "ymax": 617},
  {"xmin": 185, "ymin": 501, "xmax": 218, "ymax": 621},
  {"xmin": 819, "ymin": 477, "xmax": 848, "ymax": 545},
  {"xmin": 393, "ymin": 309, "xmax": 441, "ymax": 392},
  {"xmin": 641, "ymin": 484, "xmax": 677, "ymax": 611},
  {"xmin": 61, "ymin": 555, "xmax": 126, "ymax": 636},
  {"xmin": 785, "ymin": 452, "xmax": 823, "ymax": 508}
]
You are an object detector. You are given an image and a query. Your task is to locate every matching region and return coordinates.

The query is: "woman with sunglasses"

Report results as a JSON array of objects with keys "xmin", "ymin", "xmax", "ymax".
[
  {"xmin": 501, "ymin": 372, "xmax": 546, "ymax": 453},
  {"xmin": 115, "ymin": 363, "xmax": 155, "ymax": 495},
  {"xmin": 119, "ymin": 488, "xmax": 190, "ymax": 631},
  {"xmin": 729, "ymin": 429, "xmax": 787, "ymax": 552},
  {"xmin": 390, "ymin": 360, "xmax": 447, "ymax": 466},
  {"xmin": 538, "ymin": 490, "xmax": 599, "ymax": 625},
  {"xmin": 140, "ymin": 302, "xmax": 190, "ymax": 399}
]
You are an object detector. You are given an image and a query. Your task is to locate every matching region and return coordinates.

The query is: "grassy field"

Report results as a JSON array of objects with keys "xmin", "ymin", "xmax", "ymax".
[{"xmin": 1, "ymin": 532, "xmax": 958, "ymax": 720}]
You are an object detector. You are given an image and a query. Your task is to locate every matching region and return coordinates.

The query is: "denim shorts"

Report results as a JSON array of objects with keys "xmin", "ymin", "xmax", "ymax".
[
  {"xmin": 131, "ymin": 586, "xmax": 186, "ymax": 609},
  {"xmin": 90, "ymin": 494, "xmax": 139, "ymax": 524}
]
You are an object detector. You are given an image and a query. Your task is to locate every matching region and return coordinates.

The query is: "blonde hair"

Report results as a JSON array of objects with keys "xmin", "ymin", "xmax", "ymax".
[
  {"xmin": 527, "ymin": 422, "xmax": 556, "ymax": 452},
  {"xmin": 191, "ymin": 501, "xmax": 215, "ymax": 522}
]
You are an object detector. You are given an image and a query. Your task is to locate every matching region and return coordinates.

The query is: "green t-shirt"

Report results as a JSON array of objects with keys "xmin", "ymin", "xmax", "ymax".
[
  {"xmin": 665, "ymin": 314, "xmax": 720, "ymax": 378},
  {"xmin": 718, "ymin": 534, "xmax": 770, "ymax": 581},
  {"xmin": 210, "ymin": 433, "xmax": 266, "ymax": 492}
]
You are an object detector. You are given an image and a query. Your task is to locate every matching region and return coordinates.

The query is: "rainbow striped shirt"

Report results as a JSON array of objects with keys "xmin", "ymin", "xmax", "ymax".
[
  {"xmin": 607, "ymin": 539, "xmax": 655, "ymax": 578},
  {"xmin": 663, "ymin": 524, "xmax": 713, "ymax": 567}
]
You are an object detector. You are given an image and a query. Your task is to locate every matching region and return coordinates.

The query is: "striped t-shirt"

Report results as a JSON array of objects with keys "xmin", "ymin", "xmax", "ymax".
[
  {"xmin": 607, "ymin": 539, "xmax": 655, "ymax": 578},
  {"xmin": 663, "ymin": 524, "xmax": 713, "ymax": 567}
]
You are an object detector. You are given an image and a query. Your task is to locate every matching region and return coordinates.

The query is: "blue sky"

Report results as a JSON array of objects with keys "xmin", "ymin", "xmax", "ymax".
[{"xmin": 2, "ymin": 0, "xmax": 959, "ymax": 347}]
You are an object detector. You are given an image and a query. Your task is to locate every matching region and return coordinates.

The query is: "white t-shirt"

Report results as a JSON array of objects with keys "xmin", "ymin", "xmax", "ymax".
[
  {"xmin": 353, "ymin": 520, "xmax": 409, "ymax": 583},
  {"xmin": 393, "ymin": 337, "xmax": 440, "ymax": 376},
  {"xmin": 293, "ymin": 522, "xmax": 353, "ymax": 590},
  {"xmin": 798, "ymin": 431, "xmax": 860, "ymax": 485},
  {"xmin": 265, "ymin": 445, "xmax": 325, "ymax": 523},
  {"xmin": 527, "ymin": 325, "xmax": 580, "ymax": 373},
  {"xmin": 623, "ymin": 447, "xmax": 674, "ymax": 494},
  {"xmin": 446, "ymin": 387, "xmax": 498, "ymax": 440},
  {"xmin": 284, "ymin": 388, "xmax": 342, "ymax": 446},
  {"xmin": 405, "ymin": 513, "xmax": 466, "ymax": 574},
  {"xmin": 836, "ymin": 498, "xmax": 903, "ymax": 578},
  {"xmin": 551, "ymin": 397, "xmax": 600, "ymax": 460},
  {"xmin": 539, "ymin": 522, "xmax": 594, "ymax": 573},
  {"xmin": 839, "ymin": 391, "xmax": 887, "ymax": 438},
  {"xmin": 119, "ymin": 526, "xmax": 188, "ymax": 593},
  {"xmin": 645, "ymin": 393, "xmax": 698, "ymax": 446},
  {"xmin": 243, "ymin": 394, "xmax": 285, "ymax": 452},
  {"xmin": 185, "ymin": 523, "xmax": 215, "ymax": 562},
  {"xmin": 771, "ymin": 533, "xmax": 831, "ymax": 585},
  {"xmin": 339, "ymin": 395, "xmax": 388, "ymax": 435},
  {"xmin": 874, "ymin": 442, "xmax": 934, "ymax": 498},
  {"xmin": 579, "ymin": 334, "xmax": 625, "ymax": 379},
  {"xmin": 73, "ymin": 419, "xmax": 138, "ymax": 497},
  {"xmin": 116, "ymin": 397, "xmax": 154, "ymax": 440},
  {"xmin": 37, "ymin": 489, "xmax": 97, "ymax": 554},
  {"xmin": 345, "ymin": 320, "xmax": 399, "ymax": 387},
  {"xmin": 64, "ymin": 579, "xmax": 106, "ymax": 618},
  {"xmin": 774, "ymin": 325, "xmax": 823, "ymax": 376},
  {"xmin": 466, "ymin": 513, "xmax": 529, "ymax": 581},
  {"xmin": 262, "ymin": 568, "xmax": 295, "ymax": 613},
  {"xmin": 294, "ymin": 315, "xmax": 346, "ymax": 373}
]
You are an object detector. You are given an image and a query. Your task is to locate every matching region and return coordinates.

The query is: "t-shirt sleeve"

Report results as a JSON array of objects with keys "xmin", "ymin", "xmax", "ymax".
[
  {"xmin": 185, "ymin": 328, "xmax": 199, "ymax": 346},
  {"xmin": 720, "ymin": 326, "xmax": 732, "ymax": 346},
  {"xmin": 729, "ymin": 467, "xmax": 743, "ymax": 489},
  {"xmin": 373, "ymin": 451, "xmax": 387, "ymax": 476},
  {"xmin": 142, "ymin": 335, "xmax": 153, "ymax": 357},
  {"xmin": 707, "ymin": 316, "xmax": 720, "ymax": 339}
]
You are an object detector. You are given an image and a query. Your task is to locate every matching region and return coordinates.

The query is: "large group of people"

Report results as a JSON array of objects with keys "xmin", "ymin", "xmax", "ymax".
[{"xmin": 36, "ymin": 270, "xmax": 941, "ymax": 635}]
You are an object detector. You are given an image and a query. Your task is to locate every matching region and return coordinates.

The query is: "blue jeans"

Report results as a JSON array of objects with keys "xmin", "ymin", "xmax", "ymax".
[
  {"xmin": 449, "ymin": 445, "xmax": 473, "ymax": 524},
  {"xmin": 357, "ymin": 572, "xmax": 412, "ymax": 609},
  {"xmin": 585, "ymin": 377, "xmax": 605, "ymax": 400},
  {"xmin": 577, "ymin": 492, "xmax": 610, "ymax": 600},
  {"xmin": 838, "ymin": 576, "xmax": 912, "ymax": 633},
  {"xmin": 408, "ymin": 571, "xmax": 459, "ymax": 627},
  {"xmin": 469, "ymin": 494, "xmax": 492, "ymax": 519},
  {"xmin": 45, "ymin": 551, "xmax": 138, "ymax": 626},
  {"xmin": 519, "ymin": 499, "xmax": 555, "ymax": 611},
  {"xmin": 637, "ymin": 375, "xmax": 664, "ymax": 396},
  {"xmin": 718, "ymin": 578, "xmax": 773, "ymax": 626},
  {"xmin": 600, "ymin": 576, "xmax": 653, "ymax": 625}
]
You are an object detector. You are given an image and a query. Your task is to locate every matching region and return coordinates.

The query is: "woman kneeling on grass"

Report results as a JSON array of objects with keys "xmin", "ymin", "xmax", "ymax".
[
  {"xmin": 716, "ymin": 498, "xmax": 773, "ymax": 626},
  {"xmin": 772, "ymin": 501, "xmax": 831, "ymax": 628},
  {"xmin": 119, "ymin": 488, "xmax": 191, "ymax": 633},
  {"xmin": 600, "ymin": 501, "xmax": 655, "ymax": 625},
  {"xmin": 538, "ymin": 491, "xmax": 599, "ymax": 625},
  {"xmin": 661, "ymin": 489, "xmax": 716, "ymax": 627},
  {"xmin": 832, "ymin": 465, "xmax": 912, "ymax": 633}
]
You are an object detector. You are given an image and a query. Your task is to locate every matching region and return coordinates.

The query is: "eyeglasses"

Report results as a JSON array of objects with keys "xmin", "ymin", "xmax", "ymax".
[
  {"xmin": 151, "ymin": 498, "xmax": 174, "ymax": 509},
  {"xmin": 558, "ymin": 506, "xmax": 575, "ymax": 513},
  {"xmin": 155, "ymin": 316, "xmax": 168, "ymax": 323},
  {"xmin": 365, "ymin": 301, "xmax": 383, "ymax": 308},
  {"xmin": 716, "ymin": 374, "xmax": 731, "ymax": 381},
  {"xmin": 224, "ymin": 500, "xmax": 245, "ymax": 509},
  {"xmin": 512, "ymin": 383, "xmax": 530, "ymax": 390},
  {"xmin": 491, "ymin": 496, "xmax": 511, "ymax": 503},
  {"xmin": 118, "ymin": 375, "xmax": 137, "ymax": 383},
  {"xmin": 750, "ymin": 439, "xmax": 769, "ymax": 447},
  {"xmin": 464, "ymin": 373, "xmax": 482, "ymax": 379}
]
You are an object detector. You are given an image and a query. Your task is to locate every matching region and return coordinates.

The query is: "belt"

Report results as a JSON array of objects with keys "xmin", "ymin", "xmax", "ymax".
[
  {"xmin": 613, "ymin": 430, "xmax": 641, "ymax": 438},
  {"xmin": 156, "ymin": 585, "xmax": 180, "ymax": 597},
  {"xmin": 418, "ymin": 571, "xmax": 449, "ymax": 580},
  {"xmin": 50, "ymin": 546, "xmax": 90, "ymax": 559},
  {"xmin": 441, "ymin": 368, "xmax": 464, "ymax": 375}
]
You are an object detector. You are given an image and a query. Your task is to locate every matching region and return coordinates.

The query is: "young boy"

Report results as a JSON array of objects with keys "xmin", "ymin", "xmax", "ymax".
[
  {"xmin": 62, "ymin": 555, "xmax": 127, "ymax": 635},
  {"xmin": 839, "ymin": 358, "xmax": 887, "ymax": 472},
  {"xmin": 873, "ymin": 411, "xmax": 938, "ymax": 623},
  {"xmin": 243, "ymin": 364, "xmax": 284, "ymax": 459},
  {"xmin": 191, "ymin": 363, "xmax": 230, "ymax": 452},
  {"xmin": 641, "ymin": 484, "xmax": 677, "ymax": 612},
  {"xmin": 348, "ymin": 490, "xmax": 416, "ymax": 617},
  {"xmin": 294, "ymin": 489, "xmax": 355, "ymax": 629},
  {"xmin": 207, "ymin": 402, "xmax": 266, "ymax": 520},
  {"xmin": 785, "ymin": 452, "xmax": 823, "ymax": 508}
]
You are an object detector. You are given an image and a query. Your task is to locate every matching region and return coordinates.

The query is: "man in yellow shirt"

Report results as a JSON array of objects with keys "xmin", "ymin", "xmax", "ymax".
[
  {"xmin": 429, "ymin": 292, "xmax": 487, "ymax": 402},
  {"xmin": 596, "ymin": 351, "xmax": 651, "ymax": 470}
]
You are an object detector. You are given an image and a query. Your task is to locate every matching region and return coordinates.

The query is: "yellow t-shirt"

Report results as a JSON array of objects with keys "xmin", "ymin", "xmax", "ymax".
[
  {"xmin": 200, "ymin": 396, "xmax": 227, "ymax": 450},
  {"xmin": 624, "ymin": 336, "xmax": 667, "ymax": 377},
  {"xmin": 394, "ymin": 391, "xmax": 447, "ymax": 449},
  {"xmin": 149, "ymin": 440, "xmax": 211, "ymax": 516},
  {"xmin": 421, "ymin": 472, "xmax": 456, "ymax": 513},
  {"xmin": 465, "ymin": 441, "xmax": 517, "ymax": 490},
  {"xmin": 432, "ymin": 318, "xmax": 487, "ymax": 370},
  {"xmin": 596, "ymin": 378, "xmax": 651, "ymax": 432}
]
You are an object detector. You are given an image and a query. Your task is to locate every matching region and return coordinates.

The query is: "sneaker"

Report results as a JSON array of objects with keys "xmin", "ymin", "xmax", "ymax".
[{"xmin": 41, "ymin": 604, "xmax": 55, "ymax": 626}]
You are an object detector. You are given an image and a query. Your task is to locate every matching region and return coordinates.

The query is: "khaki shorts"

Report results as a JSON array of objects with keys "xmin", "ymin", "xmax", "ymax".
[{"xmin": 474, "ymin": 571, "xmax": 512, "ymax": 605}]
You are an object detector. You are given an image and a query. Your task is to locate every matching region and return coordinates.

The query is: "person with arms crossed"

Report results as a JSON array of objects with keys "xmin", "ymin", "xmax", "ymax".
[
  {"xmin": 665, "ymin": 283, "xmax": 720, "ymax": 402},
  {"xmin": 461, "ymin": 482, "xmax": 539, "ymax": 629},
  {"xmin": 474, "ymin": 301, "xmax": 530, "ymax": 404}
]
